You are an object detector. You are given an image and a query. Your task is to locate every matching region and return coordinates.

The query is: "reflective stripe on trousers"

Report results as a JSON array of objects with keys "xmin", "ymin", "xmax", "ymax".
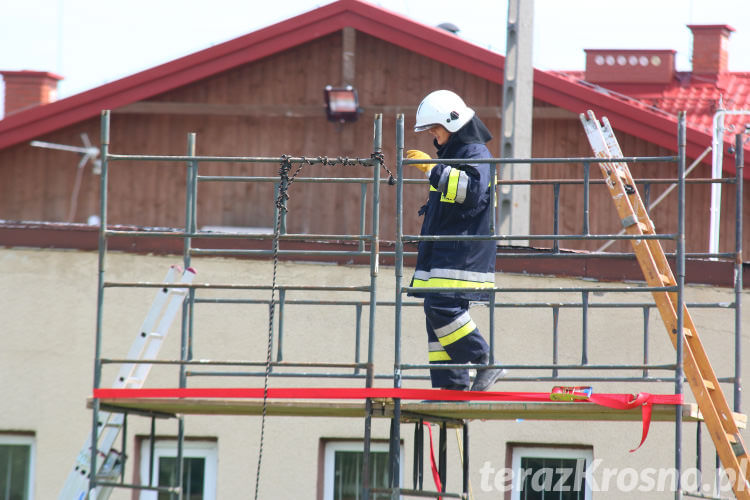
[{"xmin": 424, "ymin": 295, "xmax": 489, "ymax": 388}]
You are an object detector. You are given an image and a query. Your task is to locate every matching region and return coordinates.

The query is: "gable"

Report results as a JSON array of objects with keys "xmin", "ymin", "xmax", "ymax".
[{"xmin": 0, "ymin": 0, "xmax": 745, "ymax": 176}]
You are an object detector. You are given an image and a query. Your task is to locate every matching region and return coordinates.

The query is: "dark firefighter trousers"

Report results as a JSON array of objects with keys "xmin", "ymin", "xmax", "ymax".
[{"xmin": 424, "ymin": 294, "xmax": 490, "ymax": 389}]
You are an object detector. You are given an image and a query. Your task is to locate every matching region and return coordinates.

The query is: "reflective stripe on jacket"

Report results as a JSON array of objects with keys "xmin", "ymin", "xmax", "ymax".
[{"xmin": 409, "ymin": 140, "xmax": 496, "ymax": 301}]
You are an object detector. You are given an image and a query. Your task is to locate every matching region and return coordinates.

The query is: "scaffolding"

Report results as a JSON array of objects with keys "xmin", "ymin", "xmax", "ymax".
[{"xmin": 73, "ymin": 110, "xmax": 746, "ymax": 500}]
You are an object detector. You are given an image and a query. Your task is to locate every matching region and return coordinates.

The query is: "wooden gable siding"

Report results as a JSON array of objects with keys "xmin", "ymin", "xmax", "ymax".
[
  {"xmin": 529, "ymin": 116, "xmax": 749, "ymax": 257},
  {"xmin": 0, "ymin": 29, "xmax": 746, "ymax": 259},
  {"xmin": 0, "ymin": 31, "xmax": 503, "ymax": 242}
]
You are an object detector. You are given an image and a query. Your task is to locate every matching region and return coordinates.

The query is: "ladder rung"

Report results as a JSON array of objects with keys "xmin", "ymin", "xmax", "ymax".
[
  {"xmin": 683, "ymin": 328, "xmax": 692, "ymax": 338},
  {"xmin": 621, "ymin": 215, "xmax": 638, "ymax": 228},
  {"xmin": 704, "ymin": 379, "xmax": 715, "ymax": 391},
  {"xmin": 659, "ymin": 273, "xmax": 674, "ymax": 285},
  {"xmin": 727, "ymin": 433, "xmax": 747, "ymax": 457}
]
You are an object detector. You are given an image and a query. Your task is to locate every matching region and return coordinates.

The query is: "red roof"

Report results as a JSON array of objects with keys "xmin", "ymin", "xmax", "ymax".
[
  {"xmin": 557, "ymin": 70, "xmax": 750, "ymax": 137},
  {"xmin": 0, "ymin": 0, "xmax": 747, "ymax": 176}
]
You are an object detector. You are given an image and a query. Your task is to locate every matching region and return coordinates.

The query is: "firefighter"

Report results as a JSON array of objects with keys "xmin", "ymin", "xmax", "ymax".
[{"xmin": 405, "ymin": 89, "xmax": 505, "ymax": 392}]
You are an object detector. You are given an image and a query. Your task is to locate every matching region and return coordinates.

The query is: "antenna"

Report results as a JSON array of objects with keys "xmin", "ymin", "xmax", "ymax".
[{"xmin": 30, "ymin": 133, "xmax": 101, "ymax": 222}]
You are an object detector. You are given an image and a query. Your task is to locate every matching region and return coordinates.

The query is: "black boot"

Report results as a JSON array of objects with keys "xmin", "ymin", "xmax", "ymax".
[{"xmin": 470, "ymin": 353, "xmax": 506, "ymax": 391}]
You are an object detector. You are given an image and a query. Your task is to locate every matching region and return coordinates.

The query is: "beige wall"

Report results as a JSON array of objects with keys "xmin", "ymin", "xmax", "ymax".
[{"xmin": 1, "ymin": 247, "xmax": 747, "ymax": 499}]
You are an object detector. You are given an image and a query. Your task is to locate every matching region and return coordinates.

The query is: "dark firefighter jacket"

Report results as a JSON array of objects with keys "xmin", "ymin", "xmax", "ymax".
[{"xmin": 409, "ymin": 116, "xmax": 496, "ymax": 301}]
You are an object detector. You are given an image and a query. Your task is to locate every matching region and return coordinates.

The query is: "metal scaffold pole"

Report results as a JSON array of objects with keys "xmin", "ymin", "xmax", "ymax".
[
  {"xmin": 389, "ymin": 113, "xmax": 405, "ymax": 500},
  {"xmin": 362, "ymin": 114, "xmax": 383, "ymax": 500},
  {"xmin": 674, "ymin": 112, "xmax": 686, "ymax": 500},
  {"xmin": 88, "ymin": 109, "xmax": 111, "ymax": 498}
]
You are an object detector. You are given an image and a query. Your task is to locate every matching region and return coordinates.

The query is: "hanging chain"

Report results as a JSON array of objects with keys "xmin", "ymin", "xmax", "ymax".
[
  {"xmin": 254, "ymin": 155, "xmax": 298, "ymax": 500},
  {"xmin": 254, "ymin": 151, "xmax": 388, "ymax": 499},
  {"xmin": 296, "ymin": 154, "xmax": 394, "ymax": 185},
  {"xmin": 371, "ymin": 151, "xmax": 395, "ymax": 185}
]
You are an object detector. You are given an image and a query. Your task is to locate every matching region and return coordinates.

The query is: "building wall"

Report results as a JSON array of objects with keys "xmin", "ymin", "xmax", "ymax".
[
  {"xmin": 0, "ymin": 29, "xmax": 748, "ymax": 258},
  {"xmin": 1, "ymin": 246, "xmax": 747, "ymax": 499}
]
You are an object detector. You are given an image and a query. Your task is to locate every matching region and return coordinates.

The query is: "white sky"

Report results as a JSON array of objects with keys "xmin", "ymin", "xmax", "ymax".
[{"xmin": 0, "ymin": 0, "xmax": 749, "ymax": 113}]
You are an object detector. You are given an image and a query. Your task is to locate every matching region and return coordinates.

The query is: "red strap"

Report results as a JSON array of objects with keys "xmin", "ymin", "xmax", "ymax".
[
  {"xmin": 589, "ymin": 392, "xmax": 662, "ymax": 452},
  {"xmin": 95, "ymin": 387, "xmax": 681, "ymax": 405},
  {"xmin": 425, "ymin": 424, "xmax": 442, "ymax": 498},
  {"xmin": 94, "ymin": 387, "xmax": 681, "ymax": 452}
]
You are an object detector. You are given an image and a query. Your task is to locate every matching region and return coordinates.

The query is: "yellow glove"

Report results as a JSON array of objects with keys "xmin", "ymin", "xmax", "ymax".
[{"xmin": 406, "ymin": 149, "xmax": 435, "ymax": 176}]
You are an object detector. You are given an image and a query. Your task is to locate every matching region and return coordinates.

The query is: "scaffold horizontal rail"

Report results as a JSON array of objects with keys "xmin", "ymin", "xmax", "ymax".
[{"xmin": 102, "ymin": 281, "xmax": 372, "ymax": 291}]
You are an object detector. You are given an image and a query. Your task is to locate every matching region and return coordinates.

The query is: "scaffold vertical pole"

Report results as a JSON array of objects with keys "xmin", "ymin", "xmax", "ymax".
[
  {"xmin": 174, "ymin": 132, "xmax": 198, "ymax": 500},
  {"xmin": 734, "ymin": 132, "xmax": 744, "ymax": 412},
  {"xmin": 389, "ymin": 113, "xmax": 406, "ymax": 499},
  {"xmin": 362, "ymin": 114, "xmax": 383, "ymax": 500},
  {"xmin": 675, "ymin": 111, "xmax": 686, "ymax": 500},
  {"xmin": 89, "ymin": 109, "xmax": 111, "ymax": 498}
]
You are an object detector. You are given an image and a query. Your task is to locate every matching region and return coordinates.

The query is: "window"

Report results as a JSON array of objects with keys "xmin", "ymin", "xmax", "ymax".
[
  {"xmin": 0, "ymin": 434, "xmax": 35, "ymax": 500},
  {"xmin": 139, "ymin": 439, "xmax": 217, "ymax": 500},
  {"xmin": 511, "ymin": 446, "xmax": 593, "ymax": 500},
  {"xmin": 322, "ymin": 441, "xmax": 402, "ymax": 500}
]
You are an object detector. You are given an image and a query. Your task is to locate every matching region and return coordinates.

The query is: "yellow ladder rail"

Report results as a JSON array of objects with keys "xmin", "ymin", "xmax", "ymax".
[{"xmin": 580, "ymin": 111, "xmax": 750, "ymax": 498}]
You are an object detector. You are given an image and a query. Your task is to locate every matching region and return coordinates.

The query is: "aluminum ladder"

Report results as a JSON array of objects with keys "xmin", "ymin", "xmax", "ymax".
[{"xmin": 58, "ymin": 265, "xmax": 196, "ymax": 500}]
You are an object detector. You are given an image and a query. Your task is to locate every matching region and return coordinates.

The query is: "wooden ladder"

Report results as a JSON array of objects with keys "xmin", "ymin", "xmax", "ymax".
[{"xmin": 580, "ymin": 110, "xmax": 749, "ymax": 498}]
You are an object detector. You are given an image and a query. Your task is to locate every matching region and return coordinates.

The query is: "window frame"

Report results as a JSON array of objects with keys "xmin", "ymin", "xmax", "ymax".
[
  {"xmin": 322, "ymin": 440, "xmax": 403, "ymax": 500},
  {"xmin": 0, "ymin": 433, "xmax": 35, "ymax": 500},
  {"xmin": 138, "ymin": 438, "xmax": 217, "ymax": 500},
  {"xmin": 510, "ymin": 445, "xmax": 593, "ymax": 500}
]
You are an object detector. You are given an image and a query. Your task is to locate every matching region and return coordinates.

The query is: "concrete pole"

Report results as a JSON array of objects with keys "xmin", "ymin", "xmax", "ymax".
[{"xmin": 498, "ymin": 0, "xmax": 534, "ymax": 246}]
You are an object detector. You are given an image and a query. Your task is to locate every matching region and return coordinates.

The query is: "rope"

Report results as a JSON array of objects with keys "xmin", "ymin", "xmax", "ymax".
[{"xmin": 254, "ymin": 156, "xmax": 299, "ymax": 500}]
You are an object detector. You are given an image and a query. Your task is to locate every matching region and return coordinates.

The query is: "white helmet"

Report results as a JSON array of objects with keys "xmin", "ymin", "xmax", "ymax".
[{"xmin": 414, "ymin": 90, "xmax": 475, "ymax": 133}]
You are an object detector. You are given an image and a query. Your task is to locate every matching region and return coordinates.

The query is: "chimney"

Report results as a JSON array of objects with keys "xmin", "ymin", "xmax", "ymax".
[
  {"xmin": 584, "ymin": 49, "xmax": 676, "ymax": 84},
  {"xmin": 688, "ymin": 24, "xmax": 734, "ymax": 75},
  {"xmin": 0, "ymin": 70, "xmax": 63, "ymax": 117}
]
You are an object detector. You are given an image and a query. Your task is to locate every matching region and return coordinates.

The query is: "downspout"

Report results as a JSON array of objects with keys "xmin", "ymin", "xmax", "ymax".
[{"xmin": 710, "ymin": 107, "xmax": 750, "ymax": 256}]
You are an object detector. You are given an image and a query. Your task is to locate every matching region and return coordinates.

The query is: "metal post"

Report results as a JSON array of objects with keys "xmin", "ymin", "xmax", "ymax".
[
  {"xmin": 552, "ymin": 306, "xmax": 559, "ymax": 378},
  {"xmin": 734, "ymin": 132, "xmax": 744, "ymax": 411},
  {"xmin": 489, "ymin": 161, "xmax": 497, "ymax": 364},
  {"xmin": 120, "ymin": 413, "xmax": 127, "ymax": 483},
  {"xmin": 439, "ymin": 423, "xmax": 447, "ymax": 492},
  {"xmin": 148, "ymin": 416, "xmax": 156, "ymax": 486},
  {"xmin": 277, "ymin": 289, "xmax": 285, "ymax": 361},
  {"xmin": 176, "ymin": 132, "xmax": 197, "ymax": 500},
  {"xmin": 389, "ymin": 114, "xmax": 405, "ymax": 500},
  {"xmin": 359, "ymin": 183, "xmax": 368, "ymax": 252},
  {"xmin": 462, "ymin": 422, "xmax": 469, "ymax": 496},
  {"xmin": 642, "ymin": 307, "xmax": 650, "ymax": 379},
  {"xmin": 354, "ymin": 303, "xmax": 362, "ymax": 375},
  {"xmin": 413, "ymin": 422, "xmax": 420, "ymax": 489},
  {"xmin": 363, "ymin": 114, "xmax": 383, "ymax": 500},
  {"xmin": 581, "ymin": 291, "xmax": 589, "ymax": 365},
  {"xmin": 553, "ymin": 183, "xmax": 560, "ymax": 253},
  {"xmin": 675, "ymin": 112, "xmax": 687, "ymax": 500},
  {"xmin": 90, "ymin": 110, "xmax": 111, "ymax": 495},
  {"xmin": 582, "ymin": 161, "xmax": 590, "ymax": 235},
  {"xmin": 413, "ymin": 420, "xmax": 423, "ymax": 490},
  {"xmin": 696, "ymin": 423, "xmax": 702, "ymax": 489}
]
